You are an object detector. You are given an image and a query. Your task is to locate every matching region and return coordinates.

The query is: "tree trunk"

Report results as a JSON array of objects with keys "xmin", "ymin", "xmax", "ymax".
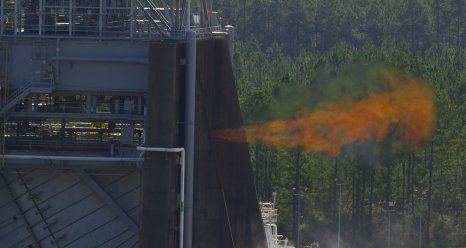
[
  {"xmin": 435, "ymin": 0, "xmax": 440, "ymax": 42},
  {"xmin": 411, "ymin": 154, "xmax": 415, "ymax": 217},
  {"xmin": 368, "ymin": 163, "xmax": 375, "ymax": 236},
  {"xmin": 406, "ymin": 154, "xmax": 411, "ymax": 214},
  {"xmin": 292, "ymin": 150, "xmax": 301, "ymax": 248},
  {"xmin": 255, "ymin": 144, "xmax": 260, "ymax": 197},
  {"xmin": 333, "ymin": 156, "xmax": 339, "ymax": 224},
  {"xmin": 360, "ymin": 169, "xmax": 366, "ymax": 231},
  {"xmin": 402, "ymin": 156, "xmax": 406, "ymax": 214},
  {"xmin": 427, "ymin": 139, "xmax": 434, "ymax": 246},
  {"xmin": 351, "ymin": 172, "xmax": 356, "ymax": 233},
  {"xmin": 401, "ymin": 156, "xmax": 406, "ymax": 239},
  {"xmin": 355, "ymin": 168, "xmax": 361, "ymax": 230}
]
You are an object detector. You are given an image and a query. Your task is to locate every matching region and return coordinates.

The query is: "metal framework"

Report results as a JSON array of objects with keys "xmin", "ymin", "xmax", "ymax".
[
  {"xmin": 0, "ymin": 0, "xmax": 219, "ymax": 39},
  {"xmin": 0, "ymin": 1, "xmax": 232, "ymax": 247}
]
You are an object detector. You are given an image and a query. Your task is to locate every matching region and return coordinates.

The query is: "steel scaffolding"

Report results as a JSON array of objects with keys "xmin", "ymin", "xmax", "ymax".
[{"xmin": 0, "ymin": 0, "xmax": 219, "ymax": 38}]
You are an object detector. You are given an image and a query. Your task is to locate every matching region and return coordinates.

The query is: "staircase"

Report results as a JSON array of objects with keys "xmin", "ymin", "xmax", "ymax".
[
  {"xmin": 0, "ymin": 81, "xmax": 54, "ymax": 114},
  {"xmin": 135, "ymin": 0, "xmax": 173, "ymax": 36}
]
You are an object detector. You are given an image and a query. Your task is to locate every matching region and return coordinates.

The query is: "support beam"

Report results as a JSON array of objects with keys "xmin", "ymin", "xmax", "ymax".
[
  {"xmin": 68, "ymin": 0, "xmax": 73, "ymax": 36},
  {"xmin": 1, "ymin": 0, "xmax": 5, "ymax": 35},
  {"xmin": 130, "ymin": 0, "xmax": 135, "ymax": 38},
  {"xmin": 13, "ymin": 0, "xmax": 17, "ymax": 35},
  {"xmin": 99, "ymin": 0, "xmax": 104, "ymax": 37},
  {"xmin": 78, "ymin": 169, "xmax": 139, "ymax": 234},
  {"xmin": 39, "ymin": 0, "xmax": 43, "ymax": 35}
]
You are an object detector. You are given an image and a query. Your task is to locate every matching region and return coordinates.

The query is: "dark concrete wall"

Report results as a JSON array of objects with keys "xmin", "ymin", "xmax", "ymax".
[
  {"xmin": 141, "ymin": 42, "xmax": 182, "ymax": 248},
  {"xmin": 142, "ymin": 37, "xmax": 266, "ymax": 248},
  {"xmin": 193, "ymin": 38, "xmax": 267, "ymax": 248}
]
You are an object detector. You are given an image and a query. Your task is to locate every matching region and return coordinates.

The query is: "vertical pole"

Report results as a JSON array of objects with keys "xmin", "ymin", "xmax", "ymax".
[
  {"xmin": 92, "ymin": 96, "xmax": 96, "ymax": 113},
  {"xmin": 293, "ymin": 151, "xmax": 301, "ymax": 248},
  {"xmin": 184, "ymin": 30, "xmax": 196, "ymax": 248},
  {"xmin": 13, "ymin": 0, "xmax": 17, "ymax": 35},
  {"xmin": 185, "ymin": 0, "xmax": 191, "ymax": 30},
  {"xmin": 99, "ymin": 0, "xmax": 103, "ymax": 36},
  {"xmin": 86, "ymin": 93, "xmax": 91, "ymax": 113},
  {"xmin": 180, "ymin": 150, "xmax": 185, "ymax": 248},
  {"xmin": 224, "ymin": 25, "xmax": 235, "ymax": 68},
  {"xmin": 68, "ymin": 0, "xmax": 72, "ymax": 36},
  {"xmin": 1, "ymin": 0, "xmax": 5, "ymax": 35},
  {"xmin": 115, "ymin": 98, "xmax": 119, "ymax": 114},
  {"xmin": 419, "ymin": 214, "xmax": 422, "ymax": 248},
  {"xmin": 55, "ymin": 38, "xmax": 60, "ymax": 86},
  {"xmin": 338, "ymin": 184, "xmax": 342, "ymax": 248},
  {"xmin": 138, "ymin": 96, "xmax": 142, "ymax": 115},
  {"xmin": 39, "ymin": 0, "xmax": 43, "ymax": 35},
  {"xmin": 130, "ymin": 0, "xmax": 134, "ymax": 38},
  {"xmin": 388, "ymin": 212, "xmax": 391, "ymax": 248}
]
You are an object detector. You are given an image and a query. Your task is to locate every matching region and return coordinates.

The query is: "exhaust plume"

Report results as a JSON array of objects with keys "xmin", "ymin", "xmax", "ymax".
[{"xmin": 215, "ymin": 70, "xmax": 436, "ymax": 156}]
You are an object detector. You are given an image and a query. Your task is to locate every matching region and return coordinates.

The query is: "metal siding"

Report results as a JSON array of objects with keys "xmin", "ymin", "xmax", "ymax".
[
  {"xmin": 10, "ymin": 45, "xmax": 35, "ymax": 88},
  {"xmin": 58, "ymin": 61, "xmax": 147, "ymax": 92},
  {"xmin": 93, "ymin": 229, "xmax": 133, "ymax": 248},
  {"xmin": 7, "ymin": 40, "xmax": 149, "ymax": 92},
  {"xmin": 0, "ymin": 169, "xmax": 141, "ymax": 247}
]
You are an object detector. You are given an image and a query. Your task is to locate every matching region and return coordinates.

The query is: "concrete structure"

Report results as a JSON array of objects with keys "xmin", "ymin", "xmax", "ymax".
[{"xmin": 0, "ymin": 1, "xmax": 266, "ymax": 247}]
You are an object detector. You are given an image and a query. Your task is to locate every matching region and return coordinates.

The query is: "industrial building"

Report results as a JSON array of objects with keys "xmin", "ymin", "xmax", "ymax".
[{"xmin": 0, "ymin": 0, "xmax": 267, "ymax": 247}]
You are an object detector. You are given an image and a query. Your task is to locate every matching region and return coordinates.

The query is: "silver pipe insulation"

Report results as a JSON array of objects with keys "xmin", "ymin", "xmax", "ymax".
[
  {"xmin": 184, "ymin": 30, "xmax": 196, "ymax": 248},
  {"xmin": 2, "ymin": 154, "xmax": 142, "ymax": 162},
  {"xmin": 51, "ymin": 56, "xmax": 148, "ymax": 64}
]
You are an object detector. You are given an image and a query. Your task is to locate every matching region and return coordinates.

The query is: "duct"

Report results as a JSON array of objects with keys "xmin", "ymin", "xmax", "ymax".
[
  {"xmin": 224, "ymin": 25, "xmax": 235, "ymax": 67},
  {"xmin": 184, "ymin": 30, "xmax": 196, "ymax": 248},
  {"xmin": 2, "ymin": 154, "xmax": 143, "ymax": 162},
  {"xmin": 136, "ymin": 146, "xmax": 185, "ymax": 248},
  {"xmin": 52, "ymin": 56, "xmax": 149, "ymax": 64}
]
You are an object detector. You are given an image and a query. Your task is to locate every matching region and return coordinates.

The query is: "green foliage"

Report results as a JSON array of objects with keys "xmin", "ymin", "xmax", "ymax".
[{"xmin": 218, "ymin": 0, "xmax": 466, "ymax": 247}]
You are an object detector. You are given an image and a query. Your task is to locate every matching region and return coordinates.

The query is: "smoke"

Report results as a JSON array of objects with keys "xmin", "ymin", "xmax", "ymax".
[{"xmin": 215, "ymin": 69, "xmax": 435, "ymax": 156}]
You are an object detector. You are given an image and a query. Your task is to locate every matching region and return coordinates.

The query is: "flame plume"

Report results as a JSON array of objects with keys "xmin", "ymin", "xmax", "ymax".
[{"xmin": 215, "ymin": 70, "xmax": 436, "ymax": 156}]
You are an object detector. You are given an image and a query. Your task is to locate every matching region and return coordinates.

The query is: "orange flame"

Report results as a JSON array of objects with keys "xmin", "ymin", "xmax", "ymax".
[{"xmin": 215, "ymin": 70, "xmax": 436, "ymax": 156}]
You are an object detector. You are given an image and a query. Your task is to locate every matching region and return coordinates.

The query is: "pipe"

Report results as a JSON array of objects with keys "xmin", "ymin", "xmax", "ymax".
[
  {"xmin": 136, "ymin": 146, "xmax": 185, "ymax": 248},
  {"xmin": 51, "ymin": 56, "xmax": 149, "ymax": 64},
  {"xmin": 0, "ymin": 34, "xmax": 181, "ymax": 41},
  {"xmin": 224, "ymin": 25, "xmax": 235, "ymax": 67},
  {"xmin": 2, "ymin": 154, "xmax": 142, "ymax": 162},
  {"xmin": 184, "ymin": 30, "xmax": 196, "ymax": 248},
  {"xmin": 136, "ymin": 146, "xmax": 184, "ymax": 153}
]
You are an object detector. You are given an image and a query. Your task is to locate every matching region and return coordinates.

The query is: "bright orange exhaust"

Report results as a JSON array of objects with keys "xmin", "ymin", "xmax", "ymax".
[{"xmin": 215, "ymin": 70, "xmax": 436, "ymax": 156}]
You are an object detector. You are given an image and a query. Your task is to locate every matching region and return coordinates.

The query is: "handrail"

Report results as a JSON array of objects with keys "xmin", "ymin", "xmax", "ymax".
[
  {"xmin": 1, "ymin": 81, "xmax": 54, "ymax": 114},
  {"xmin": 142, "ymin": 0, "xmax": 172, "ymax": 30},
  {"xmin": 135, "ymin": 0, "xmax": 171, "ymax": 36},
  {"xmin": 4, "ymin": 81, "xmax": 33, "ymax": 105}
]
